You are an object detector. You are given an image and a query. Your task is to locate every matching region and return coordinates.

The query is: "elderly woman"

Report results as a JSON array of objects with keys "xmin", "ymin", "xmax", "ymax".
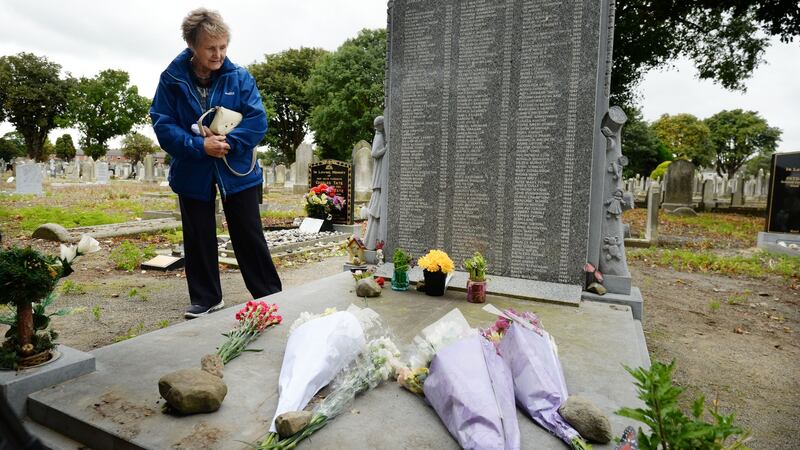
[{"xmin": 150, "ymin": 8, "xmax": 281, "ymax": 319}]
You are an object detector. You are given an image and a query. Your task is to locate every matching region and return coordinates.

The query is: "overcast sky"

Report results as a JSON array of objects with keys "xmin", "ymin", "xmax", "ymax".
[{"xmin": 0, "ymin": 0, "xmax": 797, "ymax": 152}]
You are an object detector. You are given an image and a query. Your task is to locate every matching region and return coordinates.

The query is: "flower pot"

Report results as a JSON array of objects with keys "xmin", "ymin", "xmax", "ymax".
[
  {"xmin": 423, "ymin": 269, "xmax": 447, "ymax": 296},
  {"xmin": 466, "ymin": 280, "xmax": 487, "ymax": 303},
  {"xmin": 391, "ymin": 269, "xmax": 409, "ymax": 291},
  {"xmin": 320, "ymin": 219, "xmax": 333, "ymax": 232}
]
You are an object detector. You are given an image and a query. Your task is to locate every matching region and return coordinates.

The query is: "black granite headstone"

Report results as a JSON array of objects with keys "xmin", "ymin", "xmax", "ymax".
[
  {"xmin": 766, "ymin": 151, "xmax": 800, "ymax": 234},
  {"xmin": 309, "ymin": 160, "xmax": 354, "ymax": 224}
]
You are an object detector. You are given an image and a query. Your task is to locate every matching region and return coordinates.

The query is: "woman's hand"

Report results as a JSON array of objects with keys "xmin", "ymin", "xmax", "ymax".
[{"xmin": 204, "ymin": 132, "xmax": 230, "ymax": 158}]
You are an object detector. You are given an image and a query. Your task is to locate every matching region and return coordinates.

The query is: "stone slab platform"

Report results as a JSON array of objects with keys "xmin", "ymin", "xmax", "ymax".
[
  {"xmin": 375, "ymin": 262, "xmax": 581, "ymax": 306},
  {"xmin": 28, "ymin": 272, "xmax": 647, "ymax": 450}
]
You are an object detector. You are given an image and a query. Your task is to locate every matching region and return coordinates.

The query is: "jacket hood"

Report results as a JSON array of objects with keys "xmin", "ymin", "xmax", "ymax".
[{"xmin": 165, "ymin": 48, "xmax": 237, "ymax": 81}]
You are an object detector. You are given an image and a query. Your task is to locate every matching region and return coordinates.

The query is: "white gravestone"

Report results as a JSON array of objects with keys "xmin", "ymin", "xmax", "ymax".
[{"xmin": 15, "ymin": 163, "xmax": 43, "ymax": 196}]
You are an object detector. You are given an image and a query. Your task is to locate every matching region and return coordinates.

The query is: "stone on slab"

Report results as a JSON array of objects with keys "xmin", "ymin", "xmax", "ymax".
[
  {"xmin": 200, "ymin": 354, "xmax": 224, "ymax": 379},
  {"xmin": 158, "ymin": 368, "xmax": 228, "ymax": 415},
  {"xmin": 559, "ymin": 395, "xmax": 612, "ymax": 444},
  {"xmin": 356, "ymin": 278, "xmax": 382, "ymax": 297},
  {"xmin": 276, "ymin": 411, "xmax": 313, "ymax": 438}
]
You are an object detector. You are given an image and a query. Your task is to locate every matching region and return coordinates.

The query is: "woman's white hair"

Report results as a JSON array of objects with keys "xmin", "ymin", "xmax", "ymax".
[{"xmin": 181, "ymin": 8, "xmax": 230, "ymax": 47}]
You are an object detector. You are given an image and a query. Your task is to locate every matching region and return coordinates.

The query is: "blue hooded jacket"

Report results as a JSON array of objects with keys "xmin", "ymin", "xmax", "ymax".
[{"xmin": 150, "ymin": 49, "xmax": 266, "ymax": 200}]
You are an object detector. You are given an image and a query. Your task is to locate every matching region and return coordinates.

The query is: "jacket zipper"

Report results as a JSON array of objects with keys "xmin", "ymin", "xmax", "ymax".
[{"xmin": 166, "ymin": 69, "xmax": 229, "ymax": 199}]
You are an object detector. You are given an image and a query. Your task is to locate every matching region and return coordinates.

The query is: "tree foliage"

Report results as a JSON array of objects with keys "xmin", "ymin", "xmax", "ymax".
[
  {"xmin": 121, "ymin": 132, "xmax": 158, "ymax": 167},
  {"xmin": 704, "ymin": 109, "xmax": 781, "ymax": 178},
  {"xmin": 621, "ymin": 107, "xmax": 671, "ymax": 178},
  {"xmin": 307, "ymin": 29, "xmax": 386, "ymax": 161},
  {"xmin": 0, "ymin": 131, "xmax": 26, "ymax": 162},
  {"xmin": 250, "ymin": 48, "xmax": 328, "ymax": 164},
  {"xmin": 67, "ymin": 69, "xmax": 150, "ymax": 159},
  {"xmin": 0, "ymin": 53, "xmax": 74, "ymax": 161},
  {"xmin": 54, "ymin": 134, "xmax": 76, "ymax": 160},
  {"xmin": 612, "ymin": 1, "xmax": 800, "ymax": 106},
  {"xmin": 651, "ymin": 113, "xmax": 713, "ymax": 167}
]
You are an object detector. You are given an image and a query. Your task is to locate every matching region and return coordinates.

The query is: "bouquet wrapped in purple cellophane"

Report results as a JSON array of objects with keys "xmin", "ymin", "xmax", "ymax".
[
  {"xmin": 484, "ymin": 307, "xmax": 587, "ymax": 449},
  {"xmin": 424, "ymin": 334, "xmax": 521, "ymax": 450},
  {"xmin": 400, "ymin": 308, "xmax": 520, "ymax": 450}
]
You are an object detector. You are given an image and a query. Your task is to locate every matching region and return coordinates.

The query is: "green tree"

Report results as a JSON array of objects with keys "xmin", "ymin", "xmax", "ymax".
[
  {"xmin": 621, "ymin": 108, "xmax": 671, "ymax": 178},
  {"xmin": 651, "ymin": 113, "xmax": 713, "ymax": 167},
  {"xmin": 120, "ymin": 132, "xmax": 158, "ymax": 167},
  {"xmin": 250, "ymin": 48, "xmax": 328, "ymax": 164},
  {"xmin": 705, "ymin": 109, "xmax": 781, "ymax": 178},
  {"xmin": 67, "ymin": 69, "xmax": 150, "ymax": 159},
  {"xmin": 612, "ymin": 1, "xmax": 799, "ymax": 106},
  {"xmin": 307, "ymin": 29, "xmax": 386, "ymax": 160},
  {"xmin": 54, "ymin": 134, "xmax": 76, "ymax": 160},
  {"xmin": 0, "ymin": 53, "xmax": 74, "ymax": 161},
  {"xmin": 0, "ymin": 131, "xmax": 26, "ymax": 161}
]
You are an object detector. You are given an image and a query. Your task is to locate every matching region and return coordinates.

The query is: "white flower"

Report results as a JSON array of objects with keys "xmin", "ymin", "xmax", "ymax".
[
  {"xmin": 60, "ymin": 244, "xmax": 78, "ymax": 263},
  {"xmin": 77, "ymin": 235, "xmax": 100, "ymax": 254}
]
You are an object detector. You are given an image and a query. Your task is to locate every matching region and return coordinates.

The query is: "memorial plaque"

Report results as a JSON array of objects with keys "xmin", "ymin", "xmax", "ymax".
[
  {"xmin": 309, "ymin": 160, "xmax": 355, "ymax": 224},
  {"xmin": 386, "ymin": 0, "xmax": 609, "ymax": 285},
  {"xmin": 766, "ymin": 151, "xmax": 800, "ymax": 234}
]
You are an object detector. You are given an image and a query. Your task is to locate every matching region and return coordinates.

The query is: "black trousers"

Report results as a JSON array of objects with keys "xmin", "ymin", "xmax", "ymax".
[{"xmin": 178, "ymin": 185, "xmax": 282, "ymax": 307}]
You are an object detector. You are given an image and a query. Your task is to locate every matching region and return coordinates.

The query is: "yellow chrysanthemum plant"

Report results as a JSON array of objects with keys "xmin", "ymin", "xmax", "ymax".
[{"xmin": 417, "ymin": 249, "xmax": 455, "ymax": 274}]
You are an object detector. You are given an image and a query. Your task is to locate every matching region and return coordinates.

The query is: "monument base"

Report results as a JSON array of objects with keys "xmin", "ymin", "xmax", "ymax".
[
  {"xmin": 582, "ymin": 286, "xmax": 644, "ymax": 321},
  {"xmin": 374, "ymin": 263, "xmax": 581, "ymax": 306},
  {"xmin": 602, "ymin": 274, "xmax": 631, "ymax": 296},
  {"xmin": 757, "ymin": 231, "xmax": 800, "ymax": 257}
]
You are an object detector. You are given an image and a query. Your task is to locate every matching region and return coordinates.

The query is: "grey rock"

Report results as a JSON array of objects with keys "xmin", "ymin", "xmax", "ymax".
[
  {"xmin": 668, "ymin": 206, "xmax": 697, "ymax": 217},
  {"xmin": 32, "ymin": 223, "xmax": 70, "ymax": 242},
  {"xmin": 559, "ymin": 396, "xmax": 612, "ymax": 443},
  {"xmin": 158, "ymin": 368, "xmax": 227, "ymax": 414},
  {"xmin": 276, "ymin": 411, "xmax": 313, "ymax": 438},
  {"xmin": 356, "ymin": 278, "xmax": 382, "ymax": 297},
  {"xmin": 587, "ymin": 282, "xmax": 607, "ymax": 296},
  {"xmin": 200, "ymin": 353, "xmax": 224, "ymax": 379}
]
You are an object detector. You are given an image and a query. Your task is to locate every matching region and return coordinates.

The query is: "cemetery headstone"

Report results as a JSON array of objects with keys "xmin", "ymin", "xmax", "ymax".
[
  {"xmin": 81, "ymin": 158, "xmax": 96, "ymax": 182},
  {"xmin": 731, "ymin": 175, "xmax": 745, "ymax": 207},
  {"xmin": 14, "ymin": 163, "xmax": 43, "ymax": 196},
  {"xmin": 144, "ymin": 154, "xmax": 155, "ymax": 182},
  {"xmin": 702, "ymin": 179, "xmax": 716, "ymax": 210},
  {"xmin": 645, "ymin": 181, "xmax": 660, "ymax": 242},
  {"xmin": 385, "ymin": 0, "xmax": 617, "ymax": 287},
  {"xmin": 352, "ymin": 140, "xmax": 373, "ymax": 203},
  {"xmin": 266, "ymin": 164, "xmax": 276, "ymax": 187},
  {"xmin": 136, "ymin": 162, "xmax": 145, "ymax": 181},
  {"xmin": 285, "ymin": 162, "xmax": 296, "ymax": 192},
  {"xmin": 765, "ymin": 151, "xmax": 800, "ymax": 234},
  {"xmin": 95, "ymin": 162, "xmax": 110, "ymax": 185},
  {"xmin": 309, "ymin": 160, "xmax": 354, "ymax": 224},
  {"xmin": 275, "ymin": 164, "xmax": 286, "ymax": 188},
  {"xmin": 293, "ymin": 143, "xmax": 313, "ymax": 194},
  {"xmin": 661, "ymin": 159, "xmax": 695, "ymax": 212}
]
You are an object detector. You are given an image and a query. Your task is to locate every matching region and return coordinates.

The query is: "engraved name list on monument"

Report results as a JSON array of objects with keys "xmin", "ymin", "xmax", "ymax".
[{"xmin": 388, "ymin": 0, "xmax": 602, "ymax": 286}]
